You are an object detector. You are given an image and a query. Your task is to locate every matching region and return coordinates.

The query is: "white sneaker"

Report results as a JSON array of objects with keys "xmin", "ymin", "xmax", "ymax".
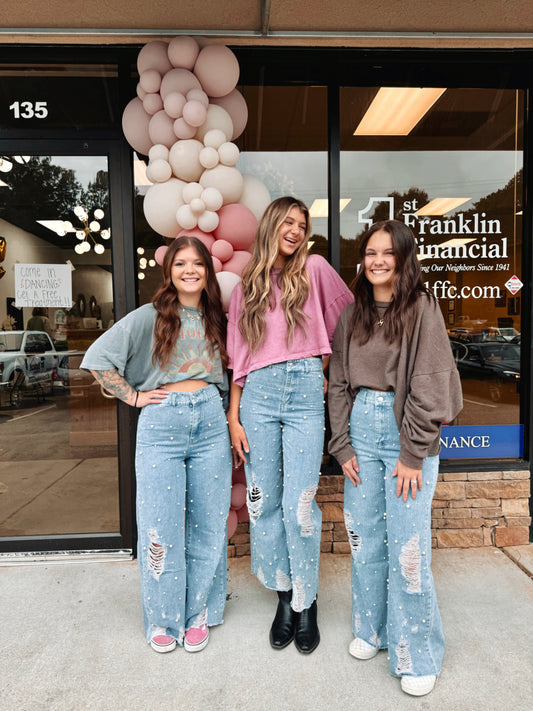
[
  {"xmin": 401, "ymin": 674, "xmax": 437, "ymax": 696},
  {"xmin": 349, "ymin": 637, "xmax": 379, "ymax": 660}
]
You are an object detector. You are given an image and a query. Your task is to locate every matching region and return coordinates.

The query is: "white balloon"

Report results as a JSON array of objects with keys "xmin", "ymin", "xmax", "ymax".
[
  {"xmin": 200, "ymin": 165, "xmax": 244, "ymax": 205},
  {"xmin": 143, "ymin": 178, "xmax": 186, "ymax": 238},
  {"xmin": 216, "ymin": 271, "xmax": 241, "ymax": 311},
  {"xmin": 182, "ymin": 181, "xmax": 204, "ymax": 203},
  {"xmin": 189, "ymin": 197, "xmax": 205, "ymax": 214},
  {"xmin": 198, "ymin": 210, "xmax": 219, "ymax": 233},
  {"xmin": 146, "ymin": 158, "xmax": 172, "ymax": 183},
  {"xmin": 195, "ymin": 105, "xmax": 233, "ymax": 143},
  {"xmin": 238, "ymin": 173, "xmax": 272, "ymax": 221},
  {"xmin": 201, "ymin": 187, "xmax": 223, "ymax": 212},
  {"xmin": 168, "ymin": 139, "xmax": 204, "ymax": 182},
  {"xmin": 203, "ymin": 129, "xmax": 227, "ymax": 150},
  {"xmin": 218, "ymin": 142, "xmax": 239, "ymax": 166},
  {"xmin": 199, "ymin": 146, "xmax": 219, "ymax": 170},
  {"xmin": 148, "ymin": 144, "xmax": 170, "ymax": 162},
  {"xmin": 176, "ymin": 204, "xmax": 197, "ymax": 230}
]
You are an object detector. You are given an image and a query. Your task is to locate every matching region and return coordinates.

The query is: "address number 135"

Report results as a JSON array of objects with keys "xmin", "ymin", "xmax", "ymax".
[{"xmin": 9, "ymin": 101, "xmax": 48, "ymax": 119}]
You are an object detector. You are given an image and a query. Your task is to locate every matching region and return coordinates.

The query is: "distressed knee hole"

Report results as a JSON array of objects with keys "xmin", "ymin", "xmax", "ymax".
[
  {"xmin": 344, "ymin": 510, "xmax": 361, "ymax": 562},
  {"xmin": 398, "ymin": 533, "xmax": 421, "ymax": 593},
  {"xmin": 147, "ymin": 529, "xmax": 167, "ymax": 580},
  {"xmin": 247, "ymin": 482, "xmax": 263, "ymax": 523},
  {"xmin": 297, "ymin": 484, "xmax": 317, "ymax": 537}
]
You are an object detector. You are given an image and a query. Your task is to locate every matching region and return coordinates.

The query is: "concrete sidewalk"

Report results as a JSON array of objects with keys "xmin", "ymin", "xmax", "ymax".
[{"xmin": 1, "ymin": 547, "xmax": 532, "ymax": 711}]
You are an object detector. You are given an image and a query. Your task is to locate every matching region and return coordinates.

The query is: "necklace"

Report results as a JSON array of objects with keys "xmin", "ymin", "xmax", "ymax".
[
  {"xmin": 180, "ymin": 305, "xmax": 203, "ymax": 322},
  {"xmin": 377, "ymin": 318, "xmax": 384, "ymax": 327}
]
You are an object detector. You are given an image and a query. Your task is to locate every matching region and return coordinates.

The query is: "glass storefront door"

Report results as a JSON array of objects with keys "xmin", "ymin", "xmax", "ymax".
[{"xmin": 0, "ymin": 143, "xmax": 134, "ymax": 553}]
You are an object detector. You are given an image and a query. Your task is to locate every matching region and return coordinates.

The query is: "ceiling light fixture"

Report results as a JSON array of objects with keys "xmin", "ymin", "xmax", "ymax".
[{"xmin": 354, "ymin": 87, "xmax": 446, "ymax": 136}]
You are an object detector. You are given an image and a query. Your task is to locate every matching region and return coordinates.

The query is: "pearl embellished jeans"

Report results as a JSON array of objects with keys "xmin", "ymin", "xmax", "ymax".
[
  {"xmin": 344, "ymin": 388, "xmax": 444, "ymax": 677},
  {"xmin": 240, "ymin": 359, "xmax": 324, "ymax": 612},
  {"xmin": 135, "ymin": 385, "xmax": 231, "ymax": 644}
]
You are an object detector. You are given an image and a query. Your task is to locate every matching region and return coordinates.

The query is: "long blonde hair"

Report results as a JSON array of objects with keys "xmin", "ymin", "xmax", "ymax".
[{"xmin": 239, "ymin": 197, "xmax": 311, "ymax": 351}]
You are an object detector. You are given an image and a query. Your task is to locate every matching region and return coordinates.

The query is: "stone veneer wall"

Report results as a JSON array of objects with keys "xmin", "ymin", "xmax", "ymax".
[{"xmin": 227, "ymin": 471, "xmax": 531, "ymax": 557}]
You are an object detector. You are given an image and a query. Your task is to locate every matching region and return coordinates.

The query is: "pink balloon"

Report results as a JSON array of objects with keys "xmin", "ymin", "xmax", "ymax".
[
  {"xmin": 227, "ymin": 508, "xmax": 238, "ymax": 539},
  {"xmin": 236, "ymin": 504, "xmax": 250, "ymax": 522},
  {"xmin": 139, "ymin": 69, "xmax": 162, "ymax": 94},
  {"xmin": 211, "ymin": 239, "xmax": 233, "ymax": 263},
  {"xmin": 182, "ymin": 100, "xmax": 207, "ymax": 127},
  {"xmin": 122, "ymin": 97, "xmax": 152, "ymax": 156},
  {"xmin": 222, "ymin": 250, "xmax": 251, "ymax": 277},
  {"xmin": 164, "ymin": 91, "xmax": 186, "ymax": 118},
  {"xmin": 214, "ymin": 203, "xmax": 257, "ymax": 250},
  {"xmin": 211, "ymin": 256, "xmax": 223, "ymax": 273},
  {"xmin": 148, "ymin": 110, "xmax": 177, "ymax": 148},
  {"xmin": 177, "ymin": 228, "xmax": 215, "ymax": 252},
  {"xmin": 154, "ymin": 245, "xmax": 168, "ymax": 266},
  {"xmin": 143, "ymin": 93, "xmax": 164, "ymax": 116},
  {"xmin": 136, "ymin": 83, "xmax": 147, "ymax": 100},
  {"xmin": 211, "ymin": 89, "xmax": 249, "ymax": 140},
  {"xmin": 160, "ymin": 68, "xmax": 202, "ymax": 101},
  {"xmin": 137, "ymin": 41, "xmax": 173, "ymax": 76},
  {"xmin": 167, "ymin": 36, "xmax": 200, "ymax": 70},
  {"xmin": 173, "ymin": 117, "xmax": 197, "ymax": 140},
  {"xmin": 187, "ymin": 88, "xmax": 209, "ymax": 107},
  {"xmin": 194, "ymin": 45, "xmax": 239, "ymax": 98},
  {"xmin": 230, "ymin": 482, "xmax": 247, "ymax": 510}
]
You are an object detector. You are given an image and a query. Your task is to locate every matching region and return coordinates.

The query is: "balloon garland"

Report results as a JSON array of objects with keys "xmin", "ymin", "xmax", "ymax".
[{"xmin": 122, "ymin": 36, "xmax": 272, "ymax": 310}]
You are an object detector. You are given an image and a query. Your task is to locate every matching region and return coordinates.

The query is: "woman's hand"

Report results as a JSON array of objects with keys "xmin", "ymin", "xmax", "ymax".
[
  {"xmin": 228, "ymin": 417, "xmax": 249, "ymax": 468},
  {"xmin": 135, "ymin": 388, "xmax": 169, "ymax": 407},
  {"xmin": 341, "ymin": 454, "xmax": 361, "ymax": 487},
  {"xmin": 392, "ymin": 460, "xmax": 423, "ymax": 502}
]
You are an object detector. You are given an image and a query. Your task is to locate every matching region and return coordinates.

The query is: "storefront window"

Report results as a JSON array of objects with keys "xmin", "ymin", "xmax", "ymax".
[{"xmin": 340, "ymin": 87, "xmax": 524, "ymax": 459}]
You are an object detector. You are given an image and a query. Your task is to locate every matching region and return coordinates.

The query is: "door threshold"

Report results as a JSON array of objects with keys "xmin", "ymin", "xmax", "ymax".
[{"xmin": 0, "ymin": 549, "xmax": 133, "ymax": 566}]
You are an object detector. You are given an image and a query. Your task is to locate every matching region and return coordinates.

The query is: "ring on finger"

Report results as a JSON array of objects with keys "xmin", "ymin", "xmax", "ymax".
[{"xmin": 411, "ymin": 480, "xmax": 418, "ymax": 485}]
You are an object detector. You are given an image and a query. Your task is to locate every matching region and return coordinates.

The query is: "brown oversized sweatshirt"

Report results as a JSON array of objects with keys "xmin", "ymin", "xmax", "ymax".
[{"xmin": 327, "ymin": 293, "xmax": 463, "ymax": 469}]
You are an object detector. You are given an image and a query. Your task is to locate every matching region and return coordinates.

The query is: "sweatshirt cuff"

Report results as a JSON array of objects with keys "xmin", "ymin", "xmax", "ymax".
[
  {"xmin": 328, "ymin": 443, "xmax": 357, "ymax": 468},
  {"xmin": 399, "ymin": 446, "xmax": 424, "ymax": 470}
]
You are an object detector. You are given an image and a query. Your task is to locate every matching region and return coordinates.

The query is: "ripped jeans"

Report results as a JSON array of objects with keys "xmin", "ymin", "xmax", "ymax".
[
  {"xmin": 344, "ymin": 388, "xmax": 444, "ymax": 677},
  {"xmin": 240, "ymin": 359, "xmax": 324, "ymax": 612},
  {"xmin": 135, "ymin": 385, "xmax": 231, "ymax": 644}
]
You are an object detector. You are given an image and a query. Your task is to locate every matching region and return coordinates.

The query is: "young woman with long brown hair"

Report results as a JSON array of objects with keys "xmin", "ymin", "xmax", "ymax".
[
  {"xmin": 82, "ymin": 235, "xmax": 231, "ymax": 654},
  {"xmin": 328, "ymin": 220, "xmax": 462, "ymax": 696},
  {"xmin": 227, "ymin": 197, "xmax": 353, "ymax": 654}
]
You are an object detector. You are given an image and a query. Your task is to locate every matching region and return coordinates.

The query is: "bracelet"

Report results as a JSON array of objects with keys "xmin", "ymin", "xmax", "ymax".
[{"xmin": 134, "ymin": 390, "xmax": 139, "ymax": 407}]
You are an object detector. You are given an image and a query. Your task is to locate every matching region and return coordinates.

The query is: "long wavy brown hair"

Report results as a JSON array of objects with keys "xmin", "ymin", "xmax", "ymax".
[
  {"xmin": 239, "ymin": 197, "xmax": 311, "ymax": 351},
  {"xmin": 151, "ymin": 236, "xmax": 228, "ymax": 368},
  {"xmin": 348, "ymin": 220, "xmax": 431, "ymax": 345}
]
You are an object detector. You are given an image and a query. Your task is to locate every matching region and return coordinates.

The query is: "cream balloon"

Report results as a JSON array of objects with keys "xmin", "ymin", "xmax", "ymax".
[
  {"xmin": 218, "ymin": 142, "xmax": 240, "ymax": 166},
  {"xmin": 195, "ymin": 105, "xmax": 233, "ymax": 143},
  {"xmin": 137, "ymin": 41, "xmax": 172, "ymax": 76},
  {"xmin": 176, "ymin": 204, "xmax": 197, "ymax": 230},
  {"xmin": 146, "ymin": 158, "xmax": 172, "ymax": 183},
  {"xmin": 201, "ymin": 187, "xmax": 223, "ymax": 212},
  {"xmin": 194, "ymin": 45, "xmax": 240, "ymax": 98},
  {"xmin": 160, "ymin": 68, "xmax": 202, "ymax": 101},
  {"xmin": 198, "ymin": 210, "xmax": 219, "ymax": 233},
  {"xmin": 182, "ymin": 182, "xmax": 204, "ymax": 203},
  {"xmin": 200, "ymin": 165, "xmax": 244, "ymax": 205},
  {"xmin": 167, "ymin": 36, "xmax": 200, "ymax": 70},
  {"xmin": 199, "ymin": 146, "xmax": 219, "ymax": 170},
  {"xmin": 211, "ymin": 89, "xmax": 249, "ymax": 140},
  {"xmin": 169, "ymin": 139, "xmax": 204, "ymax": 182},
  {"xmin": 216, "ymin": 271, "xmax": 241, "ymax": 311},
  {"xmin": 122, "ymin": 97, "xmax": 152, "ymax": 156},
  {"xmin": 203, "ymin": 128, "xmax": 227, "ymax": 149},
  {"xmin": 148, "ymin": 144, "xmax": 170, "ymax": 162},
  {"xmin": 143, "ymin": 178, "xmax": 186, "ymax": 238},
  {"xmin": 238, "ymin": 174, "xmax": 272, "ymax": 221},
  {"xmin": 182, "ymin": 100, "xmax": 207, "ymax": 128},
  {"xmin": 149, "ymin": 110, "xmax": 178, "ymax": 148}
]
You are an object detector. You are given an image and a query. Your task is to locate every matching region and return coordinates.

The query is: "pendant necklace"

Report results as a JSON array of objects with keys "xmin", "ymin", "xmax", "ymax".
[{"xmin": 377, "ymin": 318, "xmax": 384, "ymax": 327}]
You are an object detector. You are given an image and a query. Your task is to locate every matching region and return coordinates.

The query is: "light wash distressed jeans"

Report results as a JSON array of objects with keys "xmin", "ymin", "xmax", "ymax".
[
  {"xmin": 344, "ymin": 388, "xmax": 444, "ymax": 677},
  {"xmin": 240, "ymin": 358, "xmax": 324, "ymax": 612},
  {"xmin": 135, "ymin": 385, "xmax": 231, "ymax": 645}
]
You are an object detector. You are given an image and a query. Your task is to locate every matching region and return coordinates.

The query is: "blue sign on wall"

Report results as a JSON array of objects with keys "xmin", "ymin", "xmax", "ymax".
[{"xmin": 439, "ymin": 425, "xmax": 523, "ymax": 459}]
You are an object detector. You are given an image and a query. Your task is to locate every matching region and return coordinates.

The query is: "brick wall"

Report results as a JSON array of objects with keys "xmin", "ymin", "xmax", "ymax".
[{"xmin": 227, "ymin": 471, "xmax": 531, "ymax": 557}]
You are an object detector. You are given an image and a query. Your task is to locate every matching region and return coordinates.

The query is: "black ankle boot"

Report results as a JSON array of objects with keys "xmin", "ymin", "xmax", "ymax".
[
  {"xmin": 294, "ymin": 599, "xmax": 320, "ymax": 654},
  {"xmin": 269, "ymin": 590, "xmax": 295, "ymax": 650}
]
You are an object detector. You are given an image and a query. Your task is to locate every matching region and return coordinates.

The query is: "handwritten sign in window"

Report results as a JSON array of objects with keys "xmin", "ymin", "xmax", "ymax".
[{"xmin": 14, "ymin": 264, "xmax": 72, "ymax": 308}]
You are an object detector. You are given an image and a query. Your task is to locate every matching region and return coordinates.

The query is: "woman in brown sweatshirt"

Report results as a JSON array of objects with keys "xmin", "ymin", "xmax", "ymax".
[{"xmin": 328, "ymin": 220, "xmax": 462, "ymax": 698}]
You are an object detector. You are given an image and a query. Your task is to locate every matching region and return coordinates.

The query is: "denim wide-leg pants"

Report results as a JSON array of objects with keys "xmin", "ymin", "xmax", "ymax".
[
  {"xmin": 344, "ymin": 388, "xmax": 444, "ymax": 677},
  {"xmin": 240, "ymin": 358, "xmax": 324, "ymax": 612},
  {"xmin": 135, "ymin": 385, "xmax": 231, "ymax": 645}
]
